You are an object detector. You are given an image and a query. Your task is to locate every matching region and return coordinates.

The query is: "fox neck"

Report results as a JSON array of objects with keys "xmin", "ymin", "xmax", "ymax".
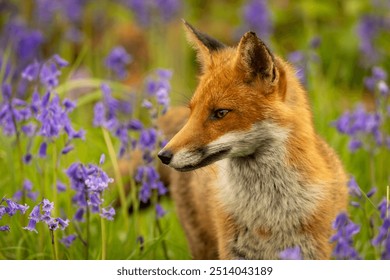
[{"xmin": 215, "ymin": 122, "xmax": 320, "ymax": 232}]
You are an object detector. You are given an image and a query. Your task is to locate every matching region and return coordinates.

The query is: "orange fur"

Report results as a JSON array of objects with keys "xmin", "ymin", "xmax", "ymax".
[{"xmin": 157, "ymin": 22, "xmax": 348, "ymax": 259}]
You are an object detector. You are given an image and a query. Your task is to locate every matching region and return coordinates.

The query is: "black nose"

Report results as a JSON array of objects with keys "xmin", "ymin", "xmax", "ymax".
[{"xmin": 158, "ymin": 150, "xmax": 173, "ymax": 165}]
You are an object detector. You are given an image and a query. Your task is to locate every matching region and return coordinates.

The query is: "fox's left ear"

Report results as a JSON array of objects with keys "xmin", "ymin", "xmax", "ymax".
[
  {"xmin": 183, "ymin": 20, "xmax": 225, "ymax": 69},
  {"xmin": 235, "ymin": 32, "xmax": 278, "ymax": 84}
]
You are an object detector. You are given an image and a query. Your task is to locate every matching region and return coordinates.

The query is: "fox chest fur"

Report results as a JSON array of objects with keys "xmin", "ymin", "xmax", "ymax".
[{"xmin": 215, "ymin": 131, "xmax": 322, "ymax": 260}]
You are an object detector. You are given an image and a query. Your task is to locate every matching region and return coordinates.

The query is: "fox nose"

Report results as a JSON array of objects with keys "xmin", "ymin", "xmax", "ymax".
[{"xmin": 158, "ymin": 150, "xmax": 173, "ymax": 165}]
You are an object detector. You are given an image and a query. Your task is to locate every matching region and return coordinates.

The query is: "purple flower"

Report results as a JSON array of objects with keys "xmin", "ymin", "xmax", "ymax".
[
  {"xmin": 52, "ymin": 54, "xmax": 69, "ymax": 68},
  {"xmin": 105, "ymin": 46, "xmax": 132, "ymax": 80},
  {"xmin": 42, "ymin": 198, "xmax": 54, "ymax": 213},
  {"xmin": 242, "ymin": 0, "xmax": 272, "ymax": 41},
  {"xmin": 73, "ymin": 208, "xmax": 85, "ymax": 222},
  {"xmin": 56, "ymin": 217, "xmax": 69, "ymax": 230},
  {"xmin": 93, "ymin": 102, "xmax": 105, "ymax": 127},
  {"xmin": 347, "ymin": 176, "xmax": 362, "ymax": 198},
  {"xmin": 139, "ymin": 182, "xmax": 152, "ymax": 203},
  {"xmin": 63, "ymin": 99, "xmax": 76, "ymax": 112},
  {"xmin": 128, "ymin": 119, "xmax": 143, "ymax": 131},
  {"xmin": 333, "ymin": 104, "xmax": 384, "ymax": 152},
  {"xmin": 279, "ymin": 246, "xmax": 302, "ymax": 260},
  {"xmin": 61, "ymin": 144, "xmax": 74, "ymax": 155},
  {"xmin": 367, "ymin": 187, "xmax": 377, "ymax": 198},
  {"xmin": 66, "ymin": 158, "xmax": 114, "ymax": 222},
  {"xmin": 23, "ymin": 219, "xmax": 38, "ymax": 233},
  {"xmin": 21, "ymin": 123, "xmax": 36, "ymax": 136},
  {"xmin": 357, "ymin": 14, "xmax": 384, "ymax": 65},
  {"xmin": 13, "ymin": 180, "xmax": 38, "ymax": 202},
  {"xmin": 139, "ymin": 128, "xmax": 157, "ymax": 150},
  {"xmin": 22, "ymin": 199, "xmax": 69, "ymax": 233},
  {"xmin": 371, "ymin": 199, "xmax": 390, "ymax": 260},
  {"xmin": 6, "ymin": 21, "xmax": 44, "ymax": 63},
  {"xmin": 21, "ymin": 61, "xmax": 40, "ymax": 81},
  {"xmin": 39, "ymin": 142, "xmax": 47, "ymax": 158},
  {"xmin": 155, "ymin": 203, "xmax": 166, "ymax": 218},
  {"xmin": 0, "ymin": 225, "xmax": 10, "ymax": 232},
  {"xmin": 378, "ymin": 198, "xmax": 389, "ymax": 220},
  {"xmin": 378, "ymin": 81, "xmax": 389, "ymax": 96},
  {"xmin": 57, "ymin": 181, "xmax": 67, "ymax": 192},
  {"xmin": 60, "ymin": 234, "xmax": 77, "ymax": 248},
  {"xmin": 142, "ymin": 99, "xmax": 153, "ymax": 109},
  {"xmin": 330, "ymin": 212, "xmax": 361, "ymax": 259},
  {"xmin": 99, "ymin": 154, "xmax": 106, "ymax": 165},
  {"xmin": 124, "ymin": 0, "xmax": 181, "ymax": 26},
  {"xmin": 4, "ymin": 199, "xmax": 29, "ymax": 216},
  {"xmin": 100, "ymin": 206, "xmax": 116, "ymax": 221},
  {"xmin": 348, "ymin": 138, "xmax": 362, "ymax": 152},
  {"xmin": 28, "ymin": 204, "xmax": 41, "ymax": 222}
]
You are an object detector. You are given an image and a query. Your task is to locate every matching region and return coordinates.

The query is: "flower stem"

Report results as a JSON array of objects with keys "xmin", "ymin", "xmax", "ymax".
[
  {"xmin": 101, "ymin": 128, "xmax": 128, "ymax": 227},
  {"xmin": 50, "ymin": 230, "xmax": 58, "ymax": 260},
  {"xmin": 369, "ymin": 151, "xmax": 376, "ymax": 188},
  {"xmin": 100, "ymin": 215, "xmax": 106, "ymax": 260},
  {"xmin": 85, "ymin": 205, "xmax": 90, "ymax": 260},
  {"xmin": 156, "ymin": 217, "xmax": 169, "ymax": 259}
]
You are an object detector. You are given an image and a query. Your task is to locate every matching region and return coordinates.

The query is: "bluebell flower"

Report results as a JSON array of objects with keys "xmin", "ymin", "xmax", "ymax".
[
  {"xmin": 56, "ymin": 217, "xmax": 69, "ymax": 230},
  {"xmin": 357, "ymin": 14, "xmax": 384, "ymax": 65},
  {"xmin": 73, "ymin": 208, "xmax": 85, "ymax": 222},
  {"xmin": 21, "ymin": 61, "xmax": 40, "ymax": 81},
  {"xmin": 93, "ymin": 102, "xmax": 105, "ymax": 127},
  {"xmin": 139, "ymin": 128, "xmax": 157, "ymax": 150},
  {"xmin": 367, "ymin": 187, "xmax": 377, "ymax": 198},
  {"xmin": 347, "ymin": 176, "xmax": 362, "ymax": 198},
  {"xmin": 99, "ymin": 154, "xmax": 106, "ymax": 165},
  {"xmin": 241, "ymin": 0, "xmax": 272, "ymax": 41},
  {"xmin": 139, "ymin": 182, "xmax": 152, "ymax": 203},
  {"xmin": 23, "ymin": 153, "xmax": 32, "ymax": 164},
  {"xmin": 330, "ymin": 212, "xmax": 361, "ymax": 259},
  {"xmin": 61, "ymin": 144, "xmax": 74, "ymax": 155},
  {"xmin": 23, "ymin": 219, "xmax": 38, "ymax": 233},
  {"xmin": 4, "ymin": 199, "xmax": 29, "ymax": 216},
  {"xmin": 60, "ymin": 234, "xmax": 77, "ymax": 248},
  {"xmin": 13, "ymin": 179, "xmax": 38, "ymax": 202},
  {"xmin": 124, "ymin": 0, "xmax": 181, "ymax": 26},
  {"xmin": 100, "ymin": 206, "xmax": 116, "ymax": 221},
  {"xmin": 42, "ymin": 198, "xmax": 54, "ymax": 212},
  {"xmin": 39, "ymin": 142, "xmax": 47, "ymax": 158},
  {"xmin": 128, "ymin": 119, "xmax": 143, "ymax": 131},
  {"xmin": 371, "ymin": 199, "xmax": 390, "ymax": 260},
  {"xmin": 66, "ymin": 158, "xmax": 115, "ymax": 222},
  {"xmin": 23, "ymin": 199, "xmax": 69, "ymax": 233},
  {"xmin": 0, "ymin": 225, "xmax": 10, "ymax": 232},
  {"xmin": 155, "ymin": 203, "xmax": 166, "ymax": 218},
  {"xmin": 105, "ymin": 46, "xmax": 132, "ymax": 80},
  {"xmin": 279, "ymin": 246, "xmax": 302, "ymax": 260},
  {"xmin": 333, "ymin": 104, "xmax": 384, "ymax": 152},
  {"xmin": 57, "ymin": 181, "xmax": 67, "ymax": 192},
  {"xmin": 21, "ymin": 123, "xmax": 37, "ymax": 137}
]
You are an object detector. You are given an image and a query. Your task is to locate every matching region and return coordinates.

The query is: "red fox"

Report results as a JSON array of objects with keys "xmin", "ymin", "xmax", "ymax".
[{"xmin": 157, "ymin": 21, "xmax": 348, "ymax": 260}]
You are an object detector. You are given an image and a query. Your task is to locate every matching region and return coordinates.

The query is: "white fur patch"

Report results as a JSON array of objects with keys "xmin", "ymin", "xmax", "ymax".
[
  {"xmin": 169, "ymin": 122, "xmax": 290, "ymax": 170},
  {"xmin": 215, "ymin": 122, "xmax": 323, "ymax": 259}
]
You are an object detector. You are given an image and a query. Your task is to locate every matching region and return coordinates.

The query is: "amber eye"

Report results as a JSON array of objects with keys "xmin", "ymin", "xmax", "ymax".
[{"xmin": 211, "ymin": 109, "xmax": 230, "ymax": 120}]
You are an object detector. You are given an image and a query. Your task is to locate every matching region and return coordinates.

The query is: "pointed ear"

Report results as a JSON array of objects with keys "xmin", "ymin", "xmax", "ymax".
[
  {"xmin": 182, "ymin": 20, "xmax": 225, "ymax": 69},
  {"xmin": 235, "ymin": 32, "xmax": 277, "ymax": 83}
]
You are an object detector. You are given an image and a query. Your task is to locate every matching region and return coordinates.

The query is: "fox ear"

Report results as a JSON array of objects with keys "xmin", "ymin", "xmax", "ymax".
[
  {"xmin": 235, "ymin": 32, "xmax": 277, "ymax": 83},
  {"xmin": 183, "ymin": 20, "xmax": 225, "ymax": 69}
]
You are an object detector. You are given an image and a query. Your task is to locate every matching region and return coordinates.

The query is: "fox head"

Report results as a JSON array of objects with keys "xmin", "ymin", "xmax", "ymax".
[{"xmin": 158, "ymin": 21, "xmax": 307, "ymax": 171}]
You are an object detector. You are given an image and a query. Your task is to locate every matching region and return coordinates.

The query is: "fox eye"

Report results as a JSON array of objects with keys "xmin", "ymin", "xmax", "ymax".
[{"xmin": 211, "ymin": 109, "xmax": 230, "ymax": 120}]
